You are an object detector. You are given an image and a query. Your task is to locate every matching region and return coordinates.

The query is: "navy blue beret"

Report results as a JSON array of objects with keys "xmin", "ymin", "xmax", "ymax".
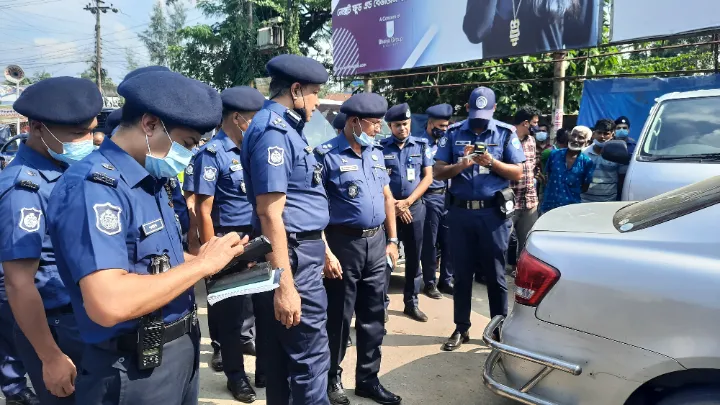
[
  {"xmin": 103, "ymin": 108, "xmax": 122, "ymax": 132},
  {"xmin": 615, "ymin": 116, "xmax": 630, "ymax": 126},
  {"xmin": 340, "ymin": 93, "xmax": 388, "ymax": 119},
  {"xmin": 118, "ymin": 71, "xmax": 222, "ymax": 134},
  {"xmin": 266, "ymin": 54, "xmax": 329, "ymax": 84},
  {"xmin": 384, "ymin": 103, "xmax": 411, "ymax": 122},
  {"xmin": 332, "ymin": 112, "xmax": 347, "ymax": 130},
  {"xmin": 426, "ymin": 103, "xmax": 453, "ymax": 120},
  {"xmin": 123, "ymin": 65, "xmax": 170, "ymax": 82},
  {"xmin": 221, "ymin": 86, "xmax": 266, "ymax": 112},
  {"xmin": 14, "ymin": 76, "xmax": 103, "ymax": 125}
]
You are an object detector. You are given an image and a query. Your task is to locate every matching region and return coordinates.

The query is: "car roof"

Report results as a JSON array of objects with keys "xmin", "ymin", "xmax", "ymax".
[{"xmin": 656, "ymin": 88, "xmax": 720, "ymax": 103}]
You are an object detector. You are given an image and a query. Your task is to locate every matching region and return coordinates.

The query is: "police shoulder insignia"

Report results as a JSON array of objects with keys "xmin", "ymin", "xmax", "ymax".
[
  {"xmin": 348, "ymin": 182, "xmax": 359, "ymax": 198},
  {"xmin": 19, "ymin": 207, "xmax": 42, "ymax": 232},
  {"xmin": 268, "ymin": 114, "xmax": 289, "ymax": 132},
  {"xmin": 448, "ymin": 121, "xmax": 464, "ymax": 130},
  {"xmin": 438, "ymin": 137, "xmax": 448, "ymax": 147},
  {"xmin": 89, "ymin": 172, "xmax": 118, "ymax": 188},
  {"xmin": 206, "ymin": 144, "xmax": 217, "ymax": 154},
  {"xmin": 203, "ymin": 166, "xmax": 217, "ymax": 181},
  {"xmin": 93, "ymin": 202, "xmax": 122, "ymax": 236},
  {"xmin": 314, "ymin": 145, "xmax": 328, "ymax": 156},
  {"xmin": 185, "ymin": 163, "xmax": 194, "ymax": 176},
  {"xmin": 268, "ymin": 146, "xmax": 284, "ymax": 166},
  {"xmin": 15, "ymin": 169, "xmax": 40, "ymax": 191},
  {"xmin": 511, "ymin": 137, "xmax": 521, "ymax": 150},
  {"xmin": 425, "ymin": 147, "xmax": 433, "ymax": 159}
]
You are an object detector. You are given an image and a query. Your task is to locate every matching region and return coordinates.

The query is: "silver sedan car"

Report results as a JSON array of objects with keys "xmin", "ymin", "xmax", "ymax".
[{"xmin": 483, "ymin": 176, "xmax": 720, "ymax": 405}]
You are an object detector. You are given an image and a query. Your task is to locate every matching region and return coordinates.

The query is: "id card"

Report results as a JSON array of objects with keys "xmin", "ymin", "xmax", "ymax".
[
  {"xmin": 407, "ymin": 167, "xmax": 416, "ymax": 181},
  {"xmin": 477, "ymin": 166, "xmax": 490, "ymax": 175}
]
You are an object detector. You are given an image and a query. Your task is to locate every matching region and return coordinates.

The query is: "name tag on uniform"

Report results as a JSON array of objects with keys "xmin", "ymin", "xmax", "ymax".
[
  {"xmin": 373, "ymin": 165, "xmax": 386, "ymax": 170},
  {"xmin": 455, "ymin": 141, "xmax": 470, "ymax": 146},
  {"xmin": 230, "ymin": 164, "xmax": 242, "ymax": 172},
  {"xmin": 142, "ymin": 218, "xmax": 164, "ymax": 237},
  {"xmin": 384, "ymin": 155, "xmax": 395, "ymax": 160},
  {"xmin": 410, "ymin": 154, "xmax": 421, "ymax": 158},
  {"xmin": 340, "ymin": 165, "xmax": 359, "ymax": 172},
  {"xmin": 407, "ymin": 167, "xmax": 416, "ymax": 181},
  {"xmin": 477, "ymin": 166, "xmax": 490, "ymax": 175}
]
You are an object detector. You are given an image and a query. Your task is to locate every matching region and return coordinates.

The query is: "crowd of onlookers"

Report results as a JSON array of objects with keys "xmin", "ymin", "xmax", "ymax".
[{"xmin": 507, "ymin": 107, "xmax": 635, "ymax": 267}]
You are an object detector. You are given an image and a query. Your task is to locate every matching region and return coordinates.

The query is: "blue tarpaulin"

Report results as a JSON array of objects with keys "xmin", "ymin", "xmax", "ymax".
[{"xmin": 577, "ymin": 75, "xmax": 720, "ymax": 140}]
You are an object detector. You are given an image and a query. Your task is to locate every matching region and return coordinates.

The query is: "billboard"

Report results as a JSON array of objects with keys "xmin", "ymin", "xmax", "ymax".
[
  {"xmin": 331, "ymin": 0, "xmax": 602, "ymax": 76},
  {"xmin": 612, "ymin": 0, "xmax": 720, "ymax": 43}
]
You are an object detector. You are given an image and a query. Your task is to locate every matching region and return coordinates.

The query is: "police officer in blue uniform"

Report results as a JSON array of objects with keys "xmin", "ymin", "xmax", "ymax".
[
  {"xmin": 433, "ymin": 87, "xmax": 525, "ymax": 351},
  {"xmin": 0, "ymin": 77, "xmax": 100, "ymax": 405},
  {"xmin": 240, "ymin": 54, "xmax": 331, "ymax": 405},
  {"xmin": 332, "ymin": 112, "xmax": 346, "ymax": 134},
  {"xmin": 380, "ymin": 103, "xmax": 433, "ymax": 322},
  {"xmin": 0, "ymin": 267, "xmax": 39, "ymax": 405},
  {"xmin": 192, "ymin": 86, "xmax": 266, "ymax": 402},
  {"xmin": 316, "ymin": 93, "xmax": 401, "ymax": 405},
  {"xmin": 45, "ymin": 71, "xmax": 249, "ymax": 405},
  {"xmin": 420, "ymin": 104, "xmax": 454, "ymax": 299}
]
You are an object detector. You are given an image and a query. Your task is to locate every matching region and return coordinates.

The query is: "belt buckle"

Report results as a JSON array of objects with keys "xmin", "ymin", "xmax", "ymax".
[{"xmin": 471, "ymin": 201, "xmax": 481, "ymax": 210}]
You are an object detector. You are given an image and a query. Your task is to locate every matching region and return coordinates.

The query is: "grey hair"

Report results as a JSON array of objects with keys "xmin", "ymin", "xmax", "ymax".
[{"xmin": 571, "ymin": 125, "xmax": 592, "ymax": 141}]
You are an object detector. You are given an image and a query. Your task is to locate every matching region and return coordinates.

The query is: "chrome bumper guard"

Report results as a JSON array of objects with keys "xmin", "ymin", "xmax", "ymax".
[{"xmin": 482, "ymin": 316, "xmax": 583, "ymax": 405}]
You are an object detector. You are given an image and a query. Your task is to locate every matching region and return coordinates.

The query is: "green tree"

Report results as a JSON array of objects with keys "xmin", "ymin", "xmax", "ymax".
[
  {"xmin": 80, "ymin": 58, "xmax": 117, "ymax": 95},
  {"xmin": 139, "ymin": 1, "xmax": 187, "ymax": 66},
  {"xmin": 124, "ymin": 47, "xmax": 141, "ymax": 75}
]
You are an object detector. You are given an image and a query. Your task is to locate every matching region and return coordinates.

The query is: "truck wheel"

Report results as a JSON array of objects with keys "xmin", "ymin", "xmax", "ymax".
[{"xmin": 657, "ymin": 387, "xmax": 720, "ymax": 405}]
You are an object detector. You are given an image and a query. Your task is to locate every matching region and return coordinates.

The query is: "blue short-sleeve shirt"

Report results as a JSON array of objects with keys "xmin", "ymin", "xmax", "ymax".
[
  {"xmin": 380, "ymin": 135, "xmax": 433, "ymax": 200},
  {"xmin": 240, "ymin": 100, "xmax": 329, "ymax": 233},
  {"xmin": 47, "ymin": 139, "xmax": 194, "ymax": 344},
  {"xmin": 434, "ymin": 119, "xmax": 526, "ymax": 200},
  {"xmin": 315, "ymin": 133, "xmax": 388, "ymax": 229},
  {"xmin": 168, "ymin": 177, "xmax": 189, "ymax": 235},
  {"xmin": 422, "ymin": 132, "xmax": 447, "ymax": 191},
  {"xmin": 0, "ymin": 143, "xmax": 69, "ymax": 310},
  {"xmin": 540, "ymin": 148, "xmax": 596, "ymax": 213},
  {"xmin": 191, "ymin": 131, "xmax": 252, "ymax": 227},
  {"xmin": 181, "ymin": 148, "xmax": 201, "ymax": 194}
]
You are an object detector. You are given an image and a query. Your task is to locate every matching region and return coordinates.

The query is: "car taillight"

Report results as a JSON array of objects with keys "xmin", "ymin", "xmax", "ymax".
[{"xmin": 514, "ymin": 251, "xmax": 560, "ymax": 307}]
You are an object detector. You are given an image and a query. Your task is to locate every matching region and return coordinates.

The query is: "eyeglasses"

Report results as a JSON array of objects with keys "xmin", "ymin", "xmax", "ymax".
[{"xmin": 362, "ymin": 119, "xmax": 382, "ymax": 129}]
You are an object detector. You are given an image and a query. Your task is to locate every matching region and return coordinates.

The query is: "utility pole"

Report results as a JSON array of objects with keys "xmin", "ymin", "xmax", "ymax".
[
  {"xmin": 551, "ymin": 51, "xmax": 567, "ymax": 138},
  {"xmin": 83, "ymin": 0, "xmax": 118, "ymax": 93}
]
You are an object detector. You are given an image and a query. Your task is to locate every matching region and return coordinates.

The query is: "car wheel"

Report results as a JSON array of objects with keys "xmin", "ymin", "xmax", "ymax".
[{"xmin": 657, "ymin": 387, "xmax": 720, "ymax": 405}]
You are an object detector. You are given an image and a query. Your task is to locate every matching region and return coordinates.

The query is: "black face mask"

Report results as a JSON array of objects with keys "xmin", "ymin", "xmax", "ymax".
[
  {"xmin": 469, "ymin": 118, "xmax": 490, "ymax": 131},
  {"xmin": 431, "ymin": 127, "xmax": 446, "ymax": 138}
]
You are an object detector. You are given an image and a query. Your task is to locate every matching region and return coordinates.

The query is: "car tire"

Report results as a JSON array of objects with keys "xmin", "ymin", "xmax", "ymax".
[{"xmin": 657, "ymin": 387, "xmax": 720, "ymax": 405}]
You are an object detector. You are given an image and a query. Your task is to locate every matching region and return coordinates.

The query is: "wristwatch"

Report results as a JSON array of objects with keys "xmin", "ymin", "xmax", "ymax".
[
  {"xmin": 388, "ymin": 238, "xmax": 399, "ymax": 245},
  {"xmin": 486, "ymin": 157, "xmax": 494, "ymax": 169}
]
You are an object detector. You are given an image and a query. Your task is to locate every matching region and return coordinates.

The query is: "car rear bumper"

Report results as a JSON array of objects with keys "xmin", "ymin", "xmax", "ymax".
[{"xmin": 482, "ymin": 306, "xmax": 683, "ymax": 405}]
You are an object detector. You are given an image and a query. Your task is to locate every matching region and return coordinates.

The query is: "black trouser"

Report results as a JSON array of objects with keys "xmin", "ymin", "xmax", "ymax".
[{"xmin": 396, "ymin": 200, "xmax": 425, "ymax": 307}]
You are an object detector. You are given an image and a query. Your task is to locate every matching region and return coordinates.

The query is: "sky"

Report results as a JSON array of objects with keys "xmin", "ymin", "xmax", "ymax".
[{"xmin": 0, "ymin": 0, "xmax": 215, "ymax": 84}]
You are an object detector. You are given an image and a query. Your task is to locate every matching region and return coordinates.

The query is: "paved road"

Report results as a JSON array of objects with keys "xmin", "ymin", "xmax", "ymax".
[{"xmin": 1, "ymin": 272, "xmax": 515, "ymax": 405}]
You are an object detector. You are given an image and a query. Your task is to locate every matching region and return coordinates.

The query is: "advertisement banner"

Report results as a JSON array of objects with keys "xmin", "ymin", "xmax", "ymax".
[
  {"xmin": 331, "ymin": 0, "xmax": 602, "ymax": 76},
  {"xmin": 612, "ymin": 0, "xmax": 720, "ymax": 43}
]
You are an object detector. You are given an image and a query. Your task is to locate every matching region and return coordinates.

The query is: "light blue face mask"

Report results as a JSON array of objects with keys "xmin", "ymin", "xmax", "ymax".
[
  {"xmin": 616, "ymin": 129, "xmax": 629, "ymax": 139},
  {"xmin": 42, "ymin": 124, "xmax": 94, "ymax": 165},
  {"xmin": 593, "ymin": 139, "xmax": 606, "ymax": 148},
  {"xmin": 144, "ymin": 122, "xmax": 193, "ymax": 179},
  {"xmin": 535, "ymin": 131, "xmax": 548, "ymax": 142},
  {"xmin": 352, "ymin": 123, "xmax": 373, "ymax": 147}
]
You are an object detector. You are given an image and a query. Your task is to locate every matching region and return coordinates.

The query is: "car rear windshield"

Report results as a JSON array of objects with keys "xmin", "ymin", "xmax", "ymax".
[
  {"xmin": 639, "ymin": 96, "xmax": 720, "ymax": 159},
  {"xmin": 614, "ymin": 175, "xmax": 720, "ymax": 232}
]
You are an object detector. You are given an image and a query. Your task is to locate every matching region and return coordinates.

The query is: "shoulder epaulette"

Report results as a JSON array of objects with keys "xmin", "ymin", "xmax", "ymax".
[
  {"xmin": 15, "ymin": 168, "xmax": 40, "ymax": 191},
  {"xmin": 86, "ymin": 162, "xmax": 119, "ymax": 188},
  {"xmin": 206, "ymin": 143, "xmax": 217, "ymax": 154},
  {"xmin": 495, "ymin": 120, "xmax": 516, "ymax": 133},
  {"xmin": 267, "ymin": 112, "xmax": 289, "ymax": 133},
  {"xmin": 373, "ymin": 141, "xmax": 384, "ymax": 149},
  {"xmin": 415, "ymin": 136, "xmax": 428, "ymax": 144},
  {"xmin": 448, "ymin": 121, "xmax": 464, "ymax": 131}
]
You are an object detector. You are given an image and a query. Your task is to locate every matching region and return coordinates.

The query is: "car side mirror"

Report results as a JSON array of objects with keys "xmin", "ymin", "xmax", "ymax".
[{"xmin": 602, "ymin": 140, "xmax": 630, "ymax": 165}]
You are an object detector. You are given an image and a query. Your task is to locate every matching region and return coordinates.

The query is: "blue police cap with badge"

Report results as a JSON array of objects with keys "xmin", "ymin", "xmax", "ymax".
[
  {"xmin": 123, "ymin": 65, "xmax": 170, "ymax": 82},
  {"xmin": 13, "ymin": 77, "xmax": 103, "ymax": 125},
  {"xmin": 426, "ymin": 103, "xmax": 453, "ymax": 120},
  {"xmin": 340, "ymin": 93, "xmax": 388, "ymax": 119},
  {"xmin": 118, "ymin": 71, "xmax": 222, "ymax": 134},
  {"xmin": 615, "ymin": 116, "xmax": 630, "ymax": 127},
  {"xmin": 384, "ymin": 103, "xmax": 411, "ymax": 122},
  {"xmin": 332, "ymin": 112, "xmax": 347, "ymax": 130},
  {"xmin": 266, "ymin": 54, "xmax": 329, "ymax": 84},
  {"xmin": 221, "ymin": 86, "xmax": 266, "ymax": 112},
  {"xmin": 468, "ymin": 87, "xmax": 496, "ymax": 120}
]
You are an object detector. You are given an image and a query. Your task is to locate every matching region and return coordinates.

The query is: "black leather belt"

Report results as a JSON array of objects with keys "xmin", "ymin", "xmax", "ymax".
[
  {"xmin": 453, "ymin": 199, "xmax": 497, "ymax": 210},
  {"xmin": 115, "ymin": 310, "xmax": 197, "ymax": 352},
  {"xmin": 426, "ymin": 188, "xmax": 446, "ymax": 195},
  {"xmin": 327, "ymin": 224, "xmax": 382, "ymax": 238},
  {"xmin": 46, "ymin": 304, "xmax": 73, "ymax": 317},
  {"xmin": 215, "ymin": 225, "xmax": 253, "ymax": 235},
  {"xmin": 287, "ymin": 230, "xmax": 323, "ymax": 241}
]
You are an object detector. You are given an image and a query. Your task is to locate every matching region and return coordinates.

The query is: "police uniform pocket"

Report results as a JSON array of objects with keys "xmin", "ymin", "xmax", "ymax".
[
  {"xmin": 134, "ymin": 236, "xmax": 167, "ymax": 274},
  {"xmin": 229, "ymin": 170, "xmax": 246, "ymax": 194}
]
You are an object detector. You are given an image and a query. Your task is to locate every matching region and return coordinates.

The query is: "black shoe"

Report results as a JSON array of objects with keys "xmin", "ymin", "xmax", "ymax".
[
  {"xmin": 328, "ymin": 382, "xmax": 350, "ymax": 405},
  {"xmin": 255, "ymin": 373, "xmax": 266, "ymax": 388},
  {"xmin": 346, "ymin": 335, "xmax": 352, "ymax": 347},
  {"xmin": 423, "ymin": 284, "xmax": 442, "ymax": 299},
  {"xmin": 438, "ymin": 282, "xmax": 454, "ymax": 295},
  {"xmin": 211, "ymin": 347, "xmax": 223, "ymax": 372},
  {"xmin": 227, "ymin": 377, "xmax": 256, "ymax": 403},
  {"xmin": 242, "ymin": 341, "xmax": 257, "ymax": 356},
  {"xmin": 355, "ymin": 383, "xmax": 402, "ymax": 405},
  {"xmin": 441, "ymin": 330, "xmax": 470, "ymax": 352},
  {"xmin": 384, "ymin": 308, "xmax": 389, "ymax": 323},
  {"xmin": 403, "ymin": 306, "xmax": 428, "ymax": 322},
  {"xmin": 6, "ymin": 388, "xmax": 40, "ymax": 405}
]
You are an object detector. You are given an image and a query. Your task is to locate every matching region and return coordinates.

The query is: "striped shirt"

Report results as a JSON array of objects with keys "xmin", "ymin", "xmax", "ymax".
[{"xmin": 581, "ymin": 146, "xmax": 621, "ymax": 202}]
